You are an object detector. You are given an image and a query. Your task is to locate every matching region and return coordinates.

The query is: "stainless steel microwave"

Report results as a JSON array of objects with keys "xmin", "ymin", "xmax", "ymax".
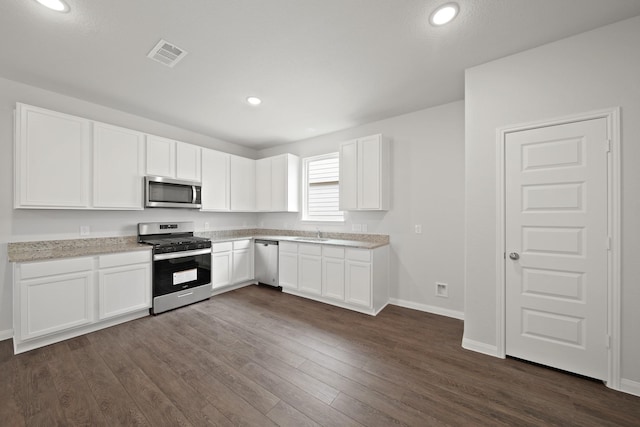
[{"xmin": 145, "ymin": 176, "xmax": 202, "ymax": 209}]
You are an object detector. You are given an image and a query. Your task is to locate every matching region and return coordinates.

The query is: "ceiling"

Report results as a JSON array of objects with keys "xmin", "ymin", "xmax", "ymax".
[{"xmin": 1, "ymin": 1, "xmax": 640, "ymax": 149}]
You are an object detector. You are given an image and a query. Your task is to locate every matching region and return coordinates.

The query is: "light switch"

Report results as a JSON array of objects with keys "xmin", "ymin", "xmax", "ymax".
[{"xmin": 415, "ymin": 224, "xmax": 422, "ymax": 234}]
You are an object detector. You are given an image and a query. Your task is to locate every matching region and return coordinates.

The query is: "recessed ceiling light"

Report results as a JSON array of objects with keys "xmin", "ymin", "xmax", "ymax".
[
  {"xmin": 247, "ymin": 96, "xmax": 262, "ymax": 106},
  {"xmin": 35, "ymin": 0, "xmax": 70, "ymax": 12},
  {"xmin": 430, "ymin": 3, "xmax": 458, "ymax": 26}
]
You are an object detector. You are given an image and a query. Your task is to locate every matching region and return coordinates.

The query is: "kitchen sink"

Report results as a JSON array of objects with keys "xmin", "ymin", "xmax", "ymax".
[{"xmin": 294, "ymin": 237, "xmax": 329, "ymax": 242}]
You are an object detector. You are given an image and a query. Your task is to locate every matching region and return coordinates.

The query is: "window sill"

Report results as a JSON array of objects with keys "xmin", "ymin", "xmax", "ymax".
[{"xmin": 300, "ymin": 218, "xmax": 345, "ymax": 223}]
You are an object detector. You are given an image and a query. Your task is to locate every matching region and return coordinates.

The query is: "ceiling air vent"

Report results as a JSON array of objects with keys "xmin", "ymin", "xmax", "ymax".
[{"xmin": 147, "ymin": 39, "xmax": 188, "ymax": 68}]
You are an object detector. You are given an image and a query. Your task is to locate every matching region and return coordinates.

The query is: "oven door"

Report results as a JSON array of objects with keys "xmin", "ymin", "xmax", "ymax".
[{"xmin": 153, "ymin": 248, "xmax": 211, "ymax": 296}]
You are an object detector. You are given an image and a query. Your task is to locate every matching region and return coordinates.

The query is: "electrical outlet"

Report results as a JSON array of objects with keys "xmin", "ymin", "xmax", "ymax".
[
  {"xmin": 435, "ymin": 282, "xmax": 448, "ymax": 298},
  {"xmin": 80, "ymin": 226, "xmax": 90, "ymax": 236},
  {"xmin": 352, "ymin": 223, "xmax": 362, "ymax": 232},
  {"xmin": 204, "ymin": 222, "xmax": 210, "ymax": 231},
  {"xmin": 415, "ymin": 224, "xmax": 422, "ymax": 234}
]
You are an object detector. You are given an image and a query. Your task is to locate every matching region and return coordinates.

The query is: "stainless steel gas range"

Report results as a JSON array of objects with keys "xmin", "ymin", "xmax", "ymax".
[{"xmin": 138, "ymin": 221, "xmax": 211, "ymax": 314}]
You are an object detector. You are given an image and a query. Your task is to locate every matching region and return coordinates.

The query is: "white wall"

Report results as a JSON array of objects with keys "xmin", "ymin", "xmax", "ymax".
[
  {"xmin": 259, "ymin": 101, "xmax": 466, "ymax": 318},
  {"xmin": 464, "ymin": 16, "xmax": 640, "ymax": 386},
  {"xmin": 0, "ymin": 76, "xmax": 259, "ymax": 336}
]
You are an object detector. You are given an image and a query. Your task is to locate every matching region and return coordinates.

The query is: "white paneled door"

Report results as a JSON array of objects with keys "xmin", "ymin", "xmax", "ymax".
[{"xmin": 505, "ymin": 118, "xmax": 608, "ymax": 380}]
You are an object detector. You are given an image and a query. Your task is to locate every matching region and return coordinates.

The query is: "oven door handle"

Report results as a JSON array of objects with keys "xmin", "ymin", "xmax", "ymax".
[{"xmin": 153, "ymin": 248, "xmax": 211, "ymax": 261}]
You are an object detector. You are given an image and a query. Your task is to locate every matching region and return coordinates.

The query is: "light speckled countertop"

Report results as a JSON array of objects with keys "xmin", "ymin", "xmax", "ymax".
[
  {"xmin": 198, "ymin": 228, "xmax": 389, "ymax": 249},
  {"xmin": 8, "ymin": 237, "xmax": 151, "ymax": 263},
  {"xmin": 8, "ymin": 229, "xmax": 389, "ymax": 263}
]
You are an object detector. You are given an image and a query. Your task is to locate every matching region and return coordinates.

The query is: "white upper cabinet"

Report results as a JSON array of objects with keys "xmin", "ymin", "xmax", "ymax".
[
  {"xmin": 230, "ymin": 154, "xmax": 256, "ymax": 211},
  {"xmin": 255, "ymin": 154, "xmax": 299, "ymax": 212},
  {"xmin": 146, "ymin": 135, "xmax": 201, "ymax": 182},
  {"xmin": 201, "ymin": 148, "xmax": 231, "ymax": 211},
  {"xmin": 339, "ymin": 134, "xmax": 390, "ymax": 211},
  {"xmin": 93, "ymin": 122, "xmax": 145, "ymax": 209},
  {"xmin": 255, "ymin": 158, "xmax": 272, "ymax": 211},
  {"xmin": 176, "ymin": 141, "xmax": 201, "ymax": 182},
  {"xmin": 15, "ymin": 103, "xmax": 91, "ymax": 209},
  {"xmin": 145, "ymin": 135, "xmax": 175, "ymax": 178}
]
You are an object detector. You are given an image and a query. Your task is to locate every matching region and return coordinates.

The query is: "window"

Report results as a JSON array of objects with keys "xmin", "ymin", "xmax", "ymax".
[{"xmin": 302, "ymin": 153, "xmax": 344, "ymax": 222}]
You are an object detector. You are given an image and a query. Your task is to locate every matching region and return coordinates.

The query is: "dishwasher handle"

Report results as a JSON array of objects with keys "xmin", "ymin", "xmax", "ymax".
[{"xmin": 255, "ymin": 239, "xmax": 279, "ymax": 246}]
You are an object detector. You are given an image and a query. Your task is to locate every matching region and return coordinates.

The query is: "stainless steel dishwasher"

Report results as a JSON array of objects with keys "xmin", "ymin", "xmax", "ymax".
[{"xmin": 254, "ymin": 239, "xmax": 281, "ymax": 290}]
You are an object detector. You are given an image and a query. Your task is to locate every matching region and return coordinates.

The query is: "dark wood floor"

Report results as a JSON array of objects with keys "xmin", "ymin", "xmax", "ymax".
[{"xmin": 1, "ymin": 285, "xmax": 639, "ymax": 426}]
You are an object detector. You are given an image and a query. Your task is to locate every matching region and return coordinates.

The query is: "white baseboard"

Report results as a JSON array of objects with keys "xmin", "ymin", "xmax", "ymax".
[
  {"xmin": 461, "ymin": 337, "xmax": 500, "ymax": 358},
  {"xmin": 0, "ymin": 329, "xmax": 13, "ymax": 341},
  {"xmin": 620, "ymin": 378, "xmax": 640, "ymax": 397},
  {"xmin": 388, "ymin": 298, "xmax": 464, "ymax": 320}
]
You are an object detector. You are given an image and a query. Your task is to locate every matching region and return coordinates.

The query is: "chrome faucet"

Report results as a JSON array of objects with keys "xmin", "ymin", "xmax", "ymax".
[{"xmin": 316, "ymin": 227, "xmax": 322, "ymax": 239}]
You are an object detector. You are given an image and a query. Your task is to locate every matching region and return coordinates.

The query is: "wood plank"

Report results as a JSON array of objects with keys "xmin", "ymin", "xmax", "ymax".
[
  {"xmin": 70, "ymin": 343, "xmax": 150, "ymax": 425},
  {"xmin": 266, "ymin": 400, "xmax": 322, "ymax": 427},
  {"xmin": 87, "ymin": 329, "xmax": 193, "ymax": 426},
  {"xmin": 47, "ymin": 350, "xmax": 108, "ymax": 427},
  {"xmin": 1, "ymin": 285, "xmax": 638, "ymax": 426}
]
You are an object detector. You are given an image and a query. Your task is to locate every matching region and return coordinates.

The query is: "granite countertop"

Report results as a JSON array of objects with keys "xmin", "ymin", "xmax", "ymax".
[
  {"xmin": 8, "ymin": 237, "xmax": 151, "ymax": 263},
  {"xmin": 253, "ymin": 235, "xmax": 386, "ymax": 249},
  {"xmin": 8, "ymin": 229, "xmax": 389, "ymax": 263},
  {"xmin": 199, "ymin": 228, "xmax": 389, "ymax": 249}
]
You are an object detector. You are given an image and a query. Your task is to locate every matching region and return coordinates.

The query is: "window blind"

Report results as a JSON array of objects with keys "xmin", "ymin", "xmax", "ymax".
[{"xmin": 306, "ymin": 155, "xmax": 342, "ymax": 219}]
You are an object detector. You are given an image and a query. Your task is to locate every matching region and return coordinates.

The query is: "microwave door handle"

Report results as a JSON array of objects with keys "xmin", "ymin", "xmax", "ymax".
[{"xmin": 192, "ymin": 186, "xmax": 196, "ymax": 204}]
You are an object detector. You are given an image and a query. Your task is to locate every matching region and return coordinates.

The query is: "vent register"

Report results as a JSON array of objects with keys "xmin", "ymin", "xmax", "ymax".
[{"xmin": 147, "ymin": 39, "xmax": 188, "ymax": 67}]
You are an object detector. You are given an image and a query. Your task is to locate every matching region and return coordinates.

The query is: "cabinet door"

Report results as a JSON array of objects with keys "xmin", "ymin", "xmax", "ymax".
[
  {"xmin": 146, "ymin": 135, "xmax": 176, "ymax": 178},
  {"xmin": 20, "ymin": 271, "xmax": 94, "ymax": 340},
  {"xmin": 270, "ymin": 155, "xmax": 287, "ymax": 211},
  {"xmin": 93, "ymin": 123, "xmax": 144, "ymax": 209},
  {"xmin": 201, "ymin": 149, "xmax": 230, "ymax": 211},
  {"xmin": 255, "ymin": 158, "xmax": 272, "ymax": 211},
  {"xmin": 230, "ymin": 155, "xmax": 256, "ymax": 211},
  {"xmin": 176, "ymin": 141, "xmax": 201, "ymax": 182},
  {"xmin": 339, "ymin": 139, "xmax": 358, "ymax": 211},
  {"xmin": 279, "ymin": 251, "xmax": 298, "ymax": 290},
  {"xmin": 322, "ymin": 257, "xmax": 345, "ymax": 301},
  {"xmin": 98, "ymin": 263, "xmax": 150, "ymax": 320},
  {"xmin": 298, "ymin": 254, "xmax": 322, "ymax": 295},
  {"xmin": 212, "ymin": 251, "xmax": 232, "ymax": 288},
  {"xmin": 345, "ymin": 260, "xmax": 372, "ymax": 308},
  {"xmin": 232, "ymin": 248, "xmax": 252, "ymax": 283},
  {"xmin": 358, "ymin": 135, "xmax": 382, "ymax": 209},
  {"xmin": 15, "ymin": 104, "xmax": 91, "ymax": 208}
]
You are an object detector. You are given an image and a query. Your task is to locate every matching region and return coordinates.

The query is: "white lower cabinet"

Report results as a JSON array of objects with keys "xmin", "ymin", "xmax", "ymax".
[
  {"xmin": 19, "ymin": 258, "xmax": 95, "ymax": 341},
  {"xmin": 98, "ymin": 252, "xmax": 151, "ymax": 320},
  {"xmin": 322, "ymin": 246, "xmax": 345, "ymax": 301},
  {"xmin": 13, "ymin": 250, "xmax": 152, "ymax": 354},
  {"xmin": 298, "ymin": 244, "xmax": 322, "ymax": 295},
  {"xmin": 278, "ymin": 242, "xmax": 298, "ymax": 291},
  {"xmin": 211, "ymin": 240, "xmax": 253, "ymax": 290},
  {"xmin": 212, "ymin": 242, "xmax": 233, "ymax": 289},
  {"xmin": 279, "ymin": 242, "xmax": 388, "ymax": 315},
  {"xmin": 232, "ymin": 240, "xmax": 252, "ymax": 283}
]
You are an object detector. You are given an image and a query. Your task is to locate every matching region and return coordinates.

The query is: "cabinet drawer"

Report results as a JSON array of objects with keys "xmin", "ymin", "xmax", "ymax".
[
  {"xmin": 323, "ymin": 246, "xmax": 345, "ymax": 259},
  {"xmin": 212, "ymin": 242, "xmax": 233, "ymax": 253},
  {"xmin": 279, "ymin": 242, "xmax": 298, "ymax": 253},
  {"xmin": 299, "ymin": 243, "xmax": 321, "ymax": 256},
  {"xmin": 99, "ymin": 250, "xmax": 150, "ymax": 269},
  {"xmin": 233, "ymin": 240, "xmax": 251, "ymax": 250},
  {"xmin": 346, "ymin": 248, "xmax": 371, "ymax": 262},
  {"xmin": 20, "ymin": 257, "xmax": 94, "ymax": 280}
]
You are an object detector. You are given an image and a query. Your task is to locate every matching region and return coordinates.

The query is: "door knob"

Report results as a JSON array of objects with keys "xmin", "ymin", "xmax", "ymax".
[{"xmin": 509, "ymin": 252, "xmax": 520, "ymax": 260}]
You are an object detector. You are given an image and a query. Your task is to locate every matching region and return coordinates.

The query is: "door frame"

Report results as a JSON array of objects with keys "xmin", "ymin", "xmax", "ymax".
[{"xmin": 495, "ymin": 108, "xmax": 621, "ymax": 389}]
